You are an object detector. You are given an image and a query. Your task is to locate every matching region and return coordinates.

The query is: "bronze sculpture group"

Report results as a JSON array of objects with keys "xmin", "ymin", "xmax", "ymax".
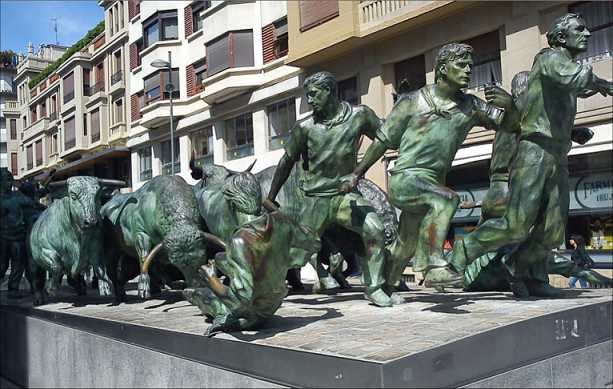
[{"xmin": 1, "ymin": 14, "xmax": 612, "ymax": 334}]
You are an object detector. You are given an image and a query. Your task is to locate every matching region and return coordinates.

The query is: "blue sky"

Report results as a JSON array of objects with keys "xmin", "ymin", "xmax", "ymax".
[{"xmin": 1, "ymin": 0, "xmax": 104, "ymax": 54}]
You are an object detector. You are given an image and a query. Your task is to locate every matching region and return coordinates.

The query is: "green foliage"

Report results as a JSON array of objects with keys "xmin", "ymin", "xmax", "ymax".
[
  {"xmin": 0, "ymin": 50, "xmax": 16, "ymax": 67},
  {"xmin": 28, "ymin": 21, "xmax": 105, "ymax": 89}
]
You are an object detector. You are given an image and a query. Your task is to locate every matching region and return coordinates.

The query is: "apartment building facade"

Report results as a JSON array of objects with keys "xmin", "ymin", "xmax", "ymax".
[
  {"xmin": 286, "ymin": 0, "xmax": 613, "ymax": 254},
  {"xmin": 0, "ymin": 59, "xmax": 19, "ymax": 175},
  {"xmin": 127, "ymin": 0, "xmax": 301, "ymax": 189},
  {"xmin": 14, "ymin": 0, "xmax": 131, "ymax": 184}
]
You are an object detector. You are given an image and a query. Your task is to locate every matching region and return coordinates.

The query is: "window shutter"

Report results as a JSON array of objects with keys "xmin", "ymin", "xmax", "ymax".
[
  {"xmin": 130, "ymin": 42, "xmax": 138, "ymax": 70},
  {"xmin": 184, "ymin": 4, "xmax": 193, "ymax": 37},
  {"xmin": 262, "ymin": 23, "xmax": 276, "ymax": 64},
  {"xmin": 299, "ymin": 0, "xmax": 339, "ymax": 32},
  {"xmin": 131, "ymin": 93, "xmax": 141, "ymax": 121},
  {"xmin": 186, "ymin": 64, "xmax": 196, "ymax": 97},
  {"xmin": 128, "ymin": 0, "xmax": 140, "ymax": 20}
]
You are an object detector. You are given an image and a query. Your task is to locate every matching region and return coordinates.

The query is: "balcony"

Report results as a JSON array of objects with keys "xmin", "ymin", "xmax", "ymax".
[
  {"xmin": 201, "ymin": 67, "xmax": 263, "ymax": 104},
  {"xmin": 109, "ymin": 123, "xmax": 126, "ymax": 142},
  {"xmin": 161, "ymin": 161, "xmax": 180, "ymax": 176},
  {"xmin": 109, "ymin": 70, "xmax": 125, "ymax": 95},
  {"xmin": 22, "ymin": 118, "xmax": 49, "ymax": 142},
  {"xmin": 49, "ymin": 111, "xmax": 58, "ymax": 122},
  {"xmin": 3, "ymin": 100, "xmax": 19, "ymax": 113},
  {"xmin": 63, "ymin": 91, "xmax": 75, "ymax": 104}
]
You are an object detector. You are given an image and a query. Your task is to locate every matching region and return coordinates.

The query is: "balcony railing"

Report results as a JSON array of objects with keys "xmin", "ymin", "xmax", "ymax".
[
  {"xmin": 91, "ymin": 129, "xmax": 101, "ymax": 143},
  {"xmin": 92, "ymin": 80, "xmax": 105, "ymax": 94},
  {"xmin": 226, "ymin": 143, "xmax": 254, "ymax": 161},
  {"xmin": 111, "ymin": 71, "xmax": 123, "ymax": 85},
  {"xmin": 83, "ymin": 85, "xmax": 92, "ymax": 96},
  {"xmin": 140, "ymin": 169, "xmax": 152, "ymax": 182},
  {"xmin": 49, "ymin": 111, "xmax": 58, "ymax": 121},
  {"xmin": 360, "ymin": 0, "xmax": 428, "ymax": 25},
  {"xmin": 193, "ymin": 154, "xmax": 214, "ymax": 168}
]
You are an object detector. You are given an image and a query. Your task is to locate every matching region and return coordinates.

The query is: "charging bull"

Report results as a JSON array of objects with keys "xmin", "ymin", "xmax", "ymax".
[
  {"xmin": 29, "ymin": 176, "xmax": 121, "ymax": 305},
  {"xmin": 100, "ymin": 175, "xmax": 221, "ymax": 303}
]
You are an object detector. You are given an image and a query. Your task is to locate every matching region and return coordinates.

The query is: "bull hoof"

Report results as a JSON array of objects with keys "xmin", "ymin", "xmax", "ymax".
[
  {"xmin": 33, "ymin": 292, "xmax": 47, "ymax": 306},
  {"xmin": 365, "ymin": 289, "xmax": 393, "ymax": 307},
  {"xmin": 313, "ymin": 276, "xmax": 340, "ymax": 293}
]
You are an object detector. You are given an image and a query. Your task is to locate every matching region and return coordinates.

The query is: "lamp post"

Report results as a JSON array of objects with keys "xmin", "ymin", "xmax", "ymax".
[{"xmin": 151, "ymin": 51, "xmax": 175, "ymax": 175}]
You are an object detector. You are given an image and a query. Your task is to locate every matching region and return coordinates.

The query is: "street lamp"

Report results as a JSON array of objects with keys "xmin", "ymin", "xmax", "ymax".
[{"xmin": 151, "ymin": 51, "xmax": 176, "ymax": 175}]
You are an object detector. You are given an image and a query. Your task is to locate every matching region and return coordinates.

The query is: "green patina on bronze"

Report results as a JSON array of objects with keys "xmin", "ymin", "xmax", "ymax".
[
  {"xmin": 267, "ymin": 71, "xmax": 393, "ymax": 307},
  {"xmin": 353, "ymin": 43, "xmax": 518, "ymax": 290},
  {"xmin": 101, "ymin": 175, "xmax": 210, "ymax": 303},
  {"xmin": 449, "ymin": 14, "xmax": 613, "ymax": 298},
  {"xmin": 1, "ymin": 169, "xmax": 45, "ymax": 295}
]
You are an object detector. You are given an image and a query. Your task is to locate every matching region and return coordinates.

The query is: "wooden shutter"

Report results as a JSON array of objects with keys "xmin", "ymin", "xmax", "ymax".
[
  {"xmin": 299, "ymin": 0, "xmax": 339, "ymax": 32},
  {"xmin": 184, "ymin": 4, "xmax": 193, "ymax": 37},
  {"xmin": 262, "ymin": 23, "xmax": 276, "ymax": 64},
  {"xmin": 131, "ymin": 93, "xmax": 142, "ymax": 121},
  {"xmin": 130, "ymin": 42, "xmax": 138, "ymax": 70},
  {"xmin": 186, "ymin": 64, "xmax": 196, "ymax": 97}
]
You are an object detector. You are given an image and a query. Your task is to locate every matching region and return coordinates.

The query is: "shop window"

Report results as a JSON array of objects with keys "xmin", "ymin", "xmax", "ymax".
[
  {"xmin": 160, "ymin": 138, "xmax": 180, "ymax": 175},
  {"xmin": 27, "ymin": 144, "xmax": 33, "ymax": 170},
  {"xmin": 206, "ymin": 30, "xmax": 254, "ymax": 76},
  {"xmin": 35, "ymin": 139, "xmax": 42, "ymax": 166},
  {"xmin": 267, "ymin": 98, "xmax": 296, "ymax": 150},
  {"xmin": 63, "ymin": 72, "xmax": 74, "ymax": 103},
  {"xmin": 395, "ymin": 54, "xmax": 426, "ymax": 96},
  {"xmin": 299, "ymin": 0, "xmax": 339, "ymax": 32},
  {"xmin": 191, "ymin": 126, "xmax": 214, "ymax": 167},
  {"xmin": 143, "ymin": 10, "xmax": 178, "ymax": 48},
  {"xmin": 138, "ymin": 147, "xmax": 152, "ymax": 181},
  {"xmin": 462, "ymin": 30, "xmax": 502, "ymax": 89},
  {"xmin": 144, "ymin": 68, "xmax": 179, "ymax": 105},
  {"xmin": 64, "ymin": 116, "xmax": 76, "ymax": 150},
  {"xmin": 337, "ymin": 76, "xmax": 359, "ymax": 105},
  {"xmin": 225, "ymin": 112, "xmax": 253, "ymax": 161},
  {"xmin": 569, "ymin": 2, "xmax": 613, "ymax": 62}
]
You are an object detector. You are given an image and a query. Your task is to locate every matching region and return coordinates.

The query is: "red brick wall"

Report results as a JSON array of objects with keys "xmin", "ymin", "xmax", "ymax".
[
  {"xmin": 186, "ymin": 64, "xmax": 196, "ymax": 97},
  {"xmin": 262, "ymin": 23, "xmax": 276, "ymax": 64},
  {"xmin": 184, "ymin": 4, "xmax": 193, "ymax": 37}
]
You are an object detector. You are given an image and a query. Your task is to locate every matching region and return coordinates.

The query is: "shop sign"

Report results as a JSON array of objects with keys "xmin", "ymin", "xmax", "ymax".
[
  {"xmin": 571, "ymin": 172, "xmax": 613, "ymax": 210},
  {"xmin": 453, "ymin": 187, "xmax": 488, "ymax": 220}
]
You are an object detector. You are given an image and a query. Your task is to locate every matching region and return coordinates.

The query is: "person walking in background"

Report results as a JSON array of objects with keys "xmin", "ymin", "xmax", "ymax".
[{"xmin": 568, "ymin": 235, "xmax": 594, "ymax": 288}]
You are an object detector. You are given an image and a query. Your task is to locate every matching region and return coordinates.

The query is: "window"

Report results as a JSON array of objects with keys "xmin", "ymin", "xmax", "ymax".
[
  {"xmin": 274, "ymin": 18, "xmax": 288, "ymax": 58},
  {"xmin": 194, "ymin": 59, "xmax": 207, "ymax": 90},
  {"xmin": 64, "ymin": 116, "xmax": 76, "ymax": 150},
  {"xmin": 337, "ymin": 77, "xmax": 359, "ymax": 105},
  {"xmin": 144, "ymin": 69, "xmax": 179, "ymax": 105},
  {"xmin": 51, "ymin": 95, "xmax": 58, "ymax": 120},
  {"xmin": 22, "ymin": 116, "xmax": 27, "ymax": 130},
  {"xmin": 10, "ymin": 119, "xmax": 17, "ymax": 140},
  {"xmin": 143, "ymin": 10, "xmax": 178, "ymax": 47},
  {"xmin": 63, "ymin": 72, "xmax": 75, "ymax": 103},
  {"xmin": 31, "ymin": 106, "xmax": 37, "ymax": 123},
  {"xmin": 160, "ymin": 138, "xmax": 180, "ymax": 175},
  {"xmin": 51, "ymin": 133, "xmax": 58, "ymax": 155},
  {"xmin": 138, "ymin": 147, "xmax": 152, "ymax": 181},
  {"xmin": 83, "ymin": 113, "xmax": 88, "ymax": 136},
  {"xmin": 83, "ymin": 68, "xmax": 91, "ymax": 96},
  {"xmin": 11, "ymin": 153, "xmax": 17, "ymax": 175},
  {"xmin": 191, "ymin": 126, "xmax": 214, "ymax": 167},
  {"xmin": 462, "ymin": 30, "xmax": 502, "ymax": 89},
  {"xmin": 225, "ymin": 112, "xmax": 254, "ymax": 161},
  {"xmin": 112, "ymin": 51, "xmax": 122, "ymax": 84},
  {"xmin": 267, "ymin": 98, "xmax": 296, "ymax": 150},
  {"xmin": 192, "ymin": 1, "xmax": 210, "ymax": 33},
  {"xmin": 94, "ymin": 62, "xmax": 105, "ymax": 93},
  {"xmin": 114, "ymin": 98, "xmax": 124, "ymax": 124},
  {"xmin": 570, "ymin": 1, "xmax": 613, "ymax": 62},
  {"xmin": 395, "ymin": 55, "xmax": 426, "ymax": 94},
  {"xmin": 91, "ymin": 109, "xmax": 100, "ymax": 143},
  {"xmin": 27, "ymin": 144, "xmax": 33, "ymax": 170},
  {"xmin": 35, "ymin": 139, "xmax": 42, "ymax": 166},
  {"xmin": 299, "ymin": 0, "xmax": 339, "ymax": 32},
  {"xmin": 206, "ymin": 30, "xmax": 254, "ymax": 76},
  {"xmin": 40, "ymin": 101, "xmax": 47, "ymax": 118}
]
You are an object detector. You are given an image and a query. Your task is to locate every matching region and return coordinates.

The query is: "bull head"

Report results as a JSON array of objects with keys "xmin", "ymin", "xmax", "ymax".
[{"xmin": 223, "ymin": 171, "xmax": 262, "ymax": 225}]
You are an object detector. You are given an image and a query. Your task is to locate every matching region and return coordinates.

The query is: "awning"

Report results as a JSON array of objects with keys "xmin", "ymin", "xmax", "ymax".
[{"xmin": 55, "ymin": 146, "xmax": 130, "ymax": 175}]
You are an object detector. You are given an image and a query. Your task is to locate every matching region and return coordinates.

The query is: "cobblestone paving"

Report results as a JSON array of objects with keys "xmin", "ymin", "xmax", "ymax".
[{"xmin": 2, "ymin": 283, "xmax": 611, "ymax": 363}]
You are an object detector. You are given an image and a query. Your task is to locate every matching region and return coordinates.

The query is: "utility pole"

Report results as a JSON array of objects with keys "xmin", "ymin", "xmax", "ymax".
[{"xmin": 51, "ymin": 18, "xmax": 59, "ymax": 45}]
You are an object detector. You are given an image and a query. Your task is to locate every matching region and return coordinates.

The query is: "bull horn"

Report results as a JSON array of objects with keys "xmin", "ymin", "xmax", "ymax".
[
  {"xmin": 202, "ymin": 232, "xmax": 226, "ymax": 250},
  {"xmin": 227, "ymin": 159, "xmax": 257, "ymax": 176},
  {"xmin": 97, "ymin": 178, "xmax": 126, "ymax": 187},
  {"xmin": 142, "ymin": 242, "xmax": 164, "ymax": 274},
  {"xmin": 189, "ymin": 151, "xmax": 204, "ymax": 180},
  {"xmin": 47, "ymin": 180, "xmax": 68, "ymax": 188}
]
